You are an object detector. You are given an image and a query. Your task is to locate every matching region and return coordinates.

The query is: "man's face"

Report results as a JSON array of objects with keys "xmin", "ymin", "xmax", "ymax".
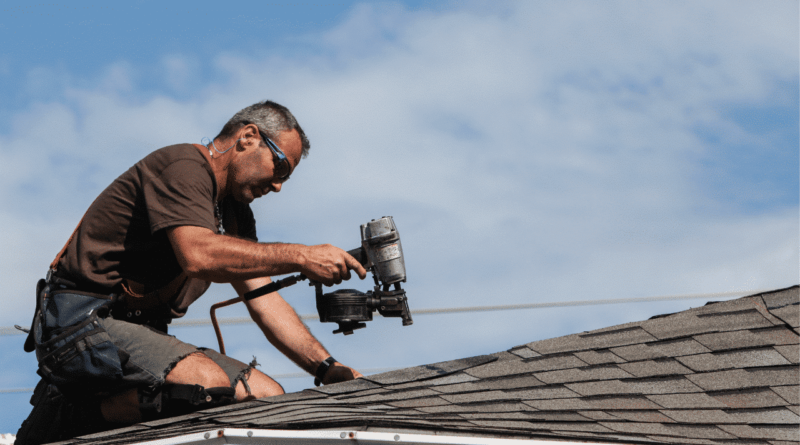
[{"xmin": 230, "ymin": 127, "xmax": 303, "ymax": 204}]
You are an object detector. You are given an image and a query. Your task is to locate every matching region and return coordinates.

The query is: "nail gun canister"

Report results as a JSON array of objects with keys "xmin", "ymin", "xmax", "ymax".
[{"xmin": 361, "ymin": 216, "xmax": 406, "ymax": 285}]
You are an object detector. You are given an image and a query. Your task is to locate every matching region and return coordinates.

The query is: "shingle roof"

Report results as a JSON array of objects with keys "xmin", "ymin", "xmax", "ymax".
[{"xmin": 68, "ymin": 286, "xmax": 799, "ymax": 445}]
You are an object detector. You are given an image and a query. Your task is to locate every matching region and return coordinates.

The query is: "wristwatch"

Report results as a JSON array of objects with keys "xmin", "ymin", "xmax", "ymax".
[{"xmin": 314, "ymin": 356, "xmax": 337, "ymax": 386}]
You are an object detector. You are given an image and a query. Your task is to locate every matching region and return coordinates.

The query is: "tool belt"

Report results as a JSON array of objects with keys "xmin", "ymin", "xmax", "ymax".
[
  {"xmin": 22, "ymin": 212, "xmax": 187, "ymax": 391},
  {"xmin": 27, "ymin": 278, "xmax": 125, "ymax": 392}
]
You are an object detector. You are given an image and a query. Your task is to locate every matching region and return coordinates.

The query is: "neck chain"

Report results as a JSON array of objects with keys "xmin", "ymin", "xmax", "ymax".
[{"xmin": 214, "ymin": 201, "xmax": 225, "ymax": 235}]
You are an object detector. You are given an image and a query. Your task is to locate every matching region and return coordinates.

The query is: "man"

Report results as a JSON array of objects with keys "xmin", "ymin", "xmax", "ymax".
[{"xmin": 18, "ymin": 101, "xmax": 366, "ymax": 443}]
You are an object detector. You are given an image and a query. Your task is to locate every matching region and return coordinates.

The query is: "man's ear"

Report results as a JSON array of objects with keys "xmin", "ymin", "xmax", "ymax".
[{"xmin": 238, "ymin": 124, "xmax": 261, "ymax": 151}]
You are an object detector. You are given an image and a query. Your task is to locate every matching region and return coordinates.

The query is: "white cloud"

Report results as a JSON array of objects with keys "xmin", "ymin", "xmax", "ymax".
[{"xmin": 0, "ymin": 0, "xmax": 796, "ymax": 371}]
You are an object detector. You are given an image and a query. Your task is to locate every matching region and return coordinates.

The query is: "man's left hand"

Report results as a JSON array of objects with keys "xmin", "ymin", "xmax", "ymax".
[{"xmin": 322, "ymin": 362, "xmax": 363, "ymax": 385}]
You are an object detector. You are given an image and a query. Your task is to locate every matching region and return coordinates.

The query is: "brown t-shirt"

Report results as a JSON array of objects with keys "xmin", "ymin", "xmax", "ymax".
[{"xmin": 57, "ymin": 144, "xmax": 257, "ymax": 317}]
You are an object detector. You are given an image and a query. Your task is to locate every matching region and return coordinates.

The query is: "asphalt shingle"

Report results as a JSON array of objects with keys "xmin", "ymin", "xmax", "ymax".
[
  {"xmin": 534, "ymin": 364, "xmax": 633, "ymax": 384},
  {"xmin": 618, "ymin": 358, "xmax": 693, "ymax": 377},
  {"xmin": 774, "ymin": 345, "xmax": 800, "ymax": 364},
  {"xmin": 724, "ymin": 407, "xmax": 800, "ymax": 424},
  {"xmin": 566, "ymin": 376, "xmax": 703, "ymax": 396},
  {"xmin": 611, "ymin": 338, "xmax": 711, "ymax": 361},
  {"xmin": 607, "ymin": 410, "xmax": 676, "ymax": 423},
  {"xmin": 363, "ymin": 355, "xmax": 497, "ymax": 385},
  {"xmin": 718, "ymin": 424, "xmax": 800, "ymax": 441},
  {"xmin": 771, "ymin": 385, "xmax": 799, "ymax": 405},
  {"xmin": 386, "ymin": 396, "xmax": 451, "ymax": 408},
  {"xmin": 508, "ymin": 346, "xmax": 540, "ymax": 359},
  {"xmin": 573, "ymin": 349, "xmax": 627, "ymax": 364},
  {"xmin": 464, "ymin": 353, "xmax": 587, "ymax": 378},
  {"xmin": 659, "ymin": 409, "xmax": 736, "ymax": 424},
  {"xmin": 525, "ymin": 421, "xmax": 616, "ymax": 433},
  {"xmin": 502, "ymin": 386, "xmax": 583, "ymax": 400},
  {"xmin": 386, "ymin": 372, "xmax": 479, "ymax": 390},
  {"xmin": 761, "ymin": 286, "xmax": 800, "ymax": 309},
  {"xmin": 308, "ymin": 377, "xmax": 381, "ymax": 395},
  {"xmin": 430, "ymin": 375, "xmax": 547, "ymax": 393},
  {"xmin": 642, "ymin": 308, "xmax": 774, "ymax": 340},
  {"xmin": 526, "ymin": 326, "xmax": 657, "ymax": 354},
  {"xmin": 577, "ymin": 410, "xmax": 619, "ymax": 420},
  {"xmin": 417, "ymin": 402, "xmax": 534, "ymax": 414},
  {"xmin": 685, "ymin": 366, "xmax": 799, "ymax": 391},
  {"xmin": 771, "ymin": 304, "xmax": 800, "ymax": 328},
  {"xmin": 677, "ymin": 347, "xmax": 792, "ymax": 372},
  {"xmin": 709, "ymin": 388, "xmax": 794, "ymax": 409},
  {"xmin": 646, "ymin": 392, "xmax": 728, "ymax": 409},
  {"xmin": 600, "ymin": 422, "xmax": 737, "ymax": 439},
  {"xmin": 694, "ymin": 326, "xmax": 799, "ymax": 351},
  {"xmin": 522, "ymin": 398, "xmax": 595, "ymax": 410},
  {"xmin": 343, "ymin": 388, "xmax": 441, "ymax": 404},
  {"xmin": 581, "ymin": 395, "xmax": 665, "ymax": 410}
]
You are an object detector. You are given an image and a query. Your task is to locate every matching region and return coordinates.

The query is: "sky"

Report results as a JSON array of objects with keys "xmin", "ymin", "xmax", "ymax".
[{"xmin": 0, "ymin": 0, "xmax": 798, "ymax": 434}]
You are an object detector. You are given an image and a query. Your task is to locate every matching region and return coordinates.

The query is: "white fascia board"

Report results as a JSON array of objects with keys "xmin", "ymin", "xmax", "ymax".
[{"xmin": 134, "ymin": 428, "xmax": 619, "ymax": 445}]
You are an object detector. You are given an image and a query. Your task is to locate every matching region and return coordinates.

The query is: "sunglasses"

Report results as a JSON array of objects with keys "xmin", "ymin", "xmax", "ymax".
[{"xmin": 254, "ymin": 127, "xmax": 292, "ymax": 181}]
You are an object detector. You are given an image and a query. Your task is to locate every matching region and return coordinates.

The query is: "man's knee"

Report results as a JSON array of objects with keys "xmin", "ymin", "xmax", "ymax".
[
  {"xmin": 234, "ymin": 368, "xmax": 284, "ymax": 401},
  {"xmin": 166, "ymin": 352, "xmax": 231, "ymax": 389}
]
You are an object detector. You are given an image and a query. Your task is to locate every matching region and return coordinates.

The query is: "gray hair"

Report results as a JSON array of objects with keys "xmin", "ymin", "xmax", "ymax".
[{"xmin": 216, "ymin": 100, "xmax": 310, "ymax": 158}]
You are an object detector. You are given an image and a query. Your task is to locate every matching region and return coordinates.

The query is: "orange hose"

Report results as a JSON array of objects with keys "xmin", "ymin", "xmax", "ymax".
[{"xmin": 210, "ymin": 296, "xmax": 243, "ymax": 355}]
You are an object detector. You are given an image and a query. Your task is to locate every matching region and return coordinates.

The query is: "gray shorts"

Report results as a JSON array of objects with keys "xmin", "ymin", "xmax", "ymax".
[{"xmin": 96, "ymin": 316, "xmax": 251, "ymax": 392}]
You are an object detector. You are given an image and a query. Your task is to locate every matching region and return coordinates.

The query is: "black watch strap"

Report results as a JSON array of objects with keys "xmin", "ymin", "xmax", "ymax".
[{"xmin": 314, "ymin": 356, "xmax": 337, "ymax": 387}]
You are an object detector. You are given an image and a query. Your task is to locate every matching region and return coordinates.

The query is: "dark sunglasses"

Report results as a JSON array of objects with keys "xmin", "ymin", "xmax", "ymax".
[{"xmin": 255, "ymin": 128, "xmax": 292, "ymax": 180}]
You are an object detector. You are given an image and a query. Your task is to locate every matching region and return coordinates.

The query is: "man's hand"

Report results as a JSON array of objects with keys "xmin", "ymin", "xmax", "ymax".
[
  {"xmin": 299, "ymin": 244, "xmax": 367, "ymax": 286},
  {"xmin": 322, "ymin": 362, "xmax": 363, "ymax": 385}
]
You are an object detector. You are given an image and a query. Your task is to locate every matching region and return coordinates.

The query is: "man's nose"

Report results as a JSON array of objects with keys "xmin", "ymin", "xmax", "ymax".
[{"xmin": 271, "ymin": 182, "xmax": 282, "ymax": 193}]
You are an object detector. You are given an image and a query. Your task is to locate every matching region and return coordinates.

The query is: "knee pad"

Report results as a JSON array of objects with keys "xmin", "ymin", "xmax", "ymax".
[{"xmin": 139, "ymin": 384, "xmax": 235, "ymax": 419}]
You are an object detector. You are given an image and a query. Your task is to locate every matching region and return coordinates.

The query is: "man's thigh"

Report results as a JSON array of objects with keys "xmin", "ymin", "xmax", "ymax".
[
  {"xmin": 99, "ymin": 317, "xmax": 282, "ymax": 399},
  {"xmin": 98, "ymin": 316, "xmax": 199, "ymax": 389}
]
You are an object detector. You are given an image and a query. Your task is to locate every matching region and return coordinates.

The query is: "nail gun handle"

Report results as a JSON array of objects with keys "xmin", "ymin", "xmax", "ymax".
[
  {"xmin": 347, "ymin": 247, "xmax": 368, "ymax": 267},
  {"xmin": 243, "ymin": 274, "xmax": 307, "ymax": 301}
]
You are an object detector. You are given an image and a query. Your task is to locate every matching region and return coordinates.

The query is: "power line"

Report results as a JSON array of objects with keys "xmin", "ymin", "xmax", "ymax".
[
  {"xmin": 0, "ymin": 288, "xmax": 772, "ymax": 395},
  {"xmin": 0, "ymin": 288, "xmax": 767, "ymax": 336}
]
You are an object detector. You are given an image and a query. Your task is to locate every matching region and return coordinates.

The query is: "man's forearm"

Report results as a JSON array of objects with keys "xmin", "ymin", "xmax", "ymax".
[
  {"xmin": 241, "ymin": 285, "xmax": 330, "ymax": 374},
  {"xmin": 167, "ymin": 225, "xmax": 365, "ymax": 285},
  {"xmin": 181, "ymin": 233, "xmax": 304, "ymax": 282}
]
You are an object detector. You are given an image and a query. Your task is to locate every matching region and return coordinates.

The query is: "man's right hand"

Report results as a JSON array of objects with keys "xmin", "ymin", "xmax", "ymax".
[{"xmin": 298, "ymin": 244, "xmax": 367, "ymax": 286}]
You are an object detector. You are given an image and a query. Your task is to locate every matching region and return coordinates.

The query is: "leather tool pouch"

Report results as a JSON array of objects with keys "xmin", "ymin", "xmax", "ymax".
[{"xmin": 33, "ymin": 286, "xmax": 125, "ymax": 388}]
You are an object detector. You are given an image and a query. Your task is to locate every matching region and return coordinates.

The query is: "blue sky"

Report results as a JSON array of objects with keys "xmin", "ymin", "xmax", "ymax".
[{"xmin": 0, "ymin": 0, "xmax": 798, "ymax": 434}]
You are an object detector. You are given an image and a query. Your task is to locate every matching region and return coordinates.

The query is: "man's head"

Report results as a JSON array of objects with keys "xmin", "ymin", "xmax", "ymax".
[
  {"xmin": 217, "ymin": 101, "xmax": 310, "ymax": 203},
  {"xmin": 216, "ymin": 100, "xmax": 310, "ymax": 158}
]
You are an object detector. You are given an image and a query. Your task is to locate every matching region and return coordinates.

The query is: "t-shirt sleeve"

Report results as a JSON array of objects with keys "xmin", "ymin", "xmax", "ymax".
[{"xmin": 142, "ymin": 159, "xmax": 216, "ymax": 233}]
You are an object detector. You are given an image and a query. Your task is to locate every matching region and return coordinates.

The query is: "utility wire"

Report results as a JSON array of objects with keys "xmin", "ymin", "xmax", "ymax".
[
  {"xmin": 0, "ymin": 288, "xmax": 773, "ymax": 395},
  {"xmin": 0, "ymin": 288, "xmax": 768, "ymax": 336}
]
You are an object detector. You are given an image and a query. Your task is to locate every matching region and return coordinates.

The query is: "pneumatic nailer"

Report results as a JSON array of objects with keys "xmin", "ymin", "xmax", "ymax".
[{"xmin": 211, "ymin": 216, "xmax": 412, "ymax": 353}]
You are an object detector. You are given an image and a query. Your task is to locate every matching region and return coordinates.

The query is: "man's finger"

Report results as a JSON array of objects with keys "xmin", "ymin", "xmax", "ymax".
[
  {"xmin": 337, "ymin": 258, "xmax": 350, "ymax": 278},
  {"xmin": 344, "ymin": 254, "xmax": 367, "ymax": 279}
]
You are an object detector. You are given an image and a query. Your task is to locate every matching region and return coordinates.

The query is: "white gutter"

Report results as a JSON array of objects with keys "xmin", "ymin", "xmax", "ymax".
[{"xmin": 134, "ymin": 428, "xmax": 618, "ymax": 445}]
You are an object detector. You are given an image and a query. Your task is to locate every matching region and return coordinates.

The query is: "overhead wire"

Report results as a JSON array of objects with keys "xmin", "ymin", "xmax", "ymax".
[
  {"xmin": 0, "ymin": 288, "xmax": 768, "ymax": 336},
  {"xmin": 0, "ymin": 288, "xmax": 772, "ymax": 394}
]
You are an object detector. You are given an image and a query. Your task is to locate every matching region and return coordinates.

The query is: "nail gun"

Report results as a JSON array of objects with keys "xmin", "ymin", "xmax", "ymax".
[{"xmin": 211, "ymin": 216, "xmax": 412, "ymax": 352}]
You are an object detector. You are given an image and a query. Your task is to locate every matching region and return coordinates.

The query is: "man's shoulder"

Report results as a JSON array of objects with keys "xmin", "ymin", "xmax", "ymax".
[
  {"xmin": 141, "ymin": 143, "xmax": 206, "ymax": 169},
  {"xmin": 134, "ymin": 143, "xmax": 213, "ymax": 181}
]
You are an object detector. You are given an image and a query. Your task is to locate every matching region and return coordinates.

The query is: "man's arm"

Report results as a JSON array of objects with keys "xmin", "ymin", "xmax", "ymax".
[
  {"xmin": 166, "ymin": 225, "xmax": 366, "ymax": 285},
  {"xmin": 232, "ymin": 277, "xmax": 363, "ymax": 384}
]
